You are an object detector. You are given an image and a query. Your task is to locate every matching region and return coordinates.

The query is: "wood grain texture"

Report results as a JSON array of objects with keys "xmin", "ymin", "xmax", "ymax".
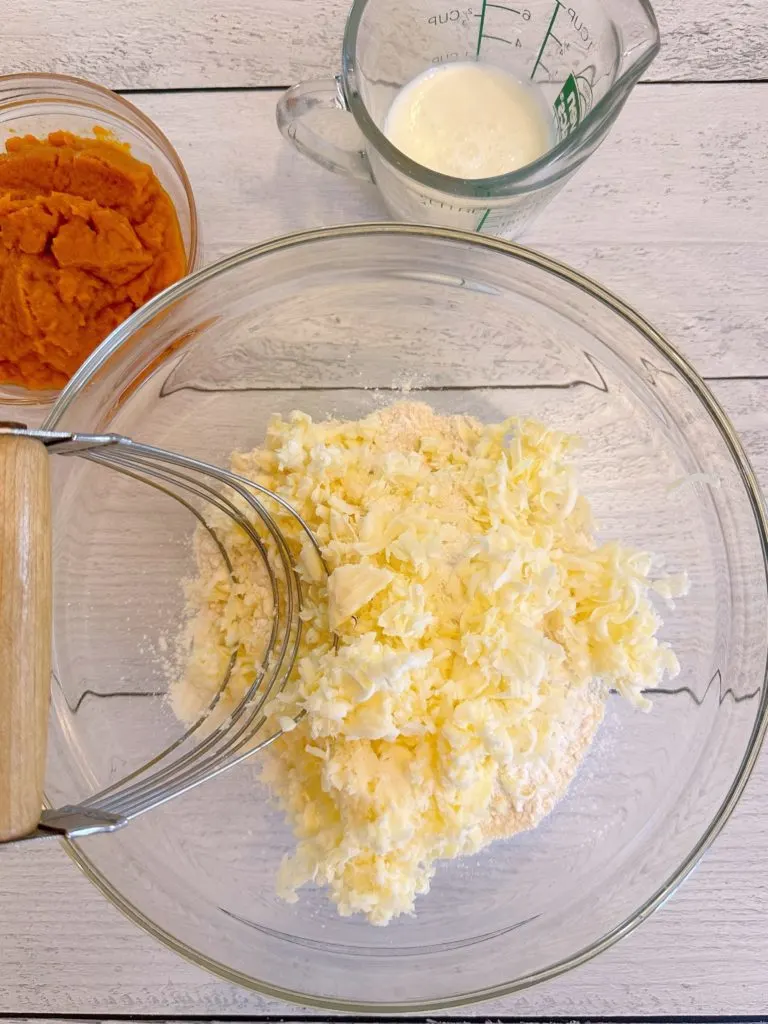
[
  {"xmin": 127, "ymin": 84, "xmax": 768, "ymax": 378},
  {"xmin": 1, "ymin": 0, "xmax": 765, "ymax": 88},
  {"xmin": 0, "ymin": 437, "xmax": 51, "ymax": 842},
  {"xmin": 0, "ymin": 372, "xmax": 765, "ymax": 1018}
]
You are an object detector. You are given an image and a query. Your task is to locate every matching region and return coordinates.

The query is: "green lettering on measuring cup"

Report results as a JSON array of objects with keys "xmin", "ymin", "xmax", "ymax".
[{"xmin": 553, "ymin": 74, "xmax": 581, "ymax": 140}]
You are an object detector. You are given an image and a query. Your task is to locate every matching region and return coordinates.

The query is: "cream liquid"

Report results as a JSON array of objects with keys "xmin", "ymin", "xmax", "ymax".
[{"xmin": 384, "ymin": 61, "xmax": 552, "ymax": 179}]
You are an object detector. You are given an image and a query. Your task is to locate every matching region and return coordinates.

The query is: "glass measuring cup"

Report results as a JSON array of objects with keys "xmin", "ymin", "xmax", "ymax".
[{"xmin": 277, "ymin": 0, "xmax": 660, "ymax": 237}]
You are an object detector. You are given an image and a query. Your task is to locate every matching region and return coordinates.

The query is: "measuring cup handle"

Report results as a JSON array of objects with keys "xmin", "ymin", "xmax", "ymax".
[
  {"xmin": 276, "ymin": 77, "xmax": 373, "ymax": 182},
  {"xmin": 0, "ymin": 435, "xmax": 52, "ymax": 842}
]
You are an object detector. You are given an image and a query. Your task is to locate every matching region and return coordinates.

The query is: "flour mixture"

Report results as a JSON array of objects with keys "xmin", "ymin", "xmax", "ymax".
[{"xmin": 172, "ymin": 402, "xmax": 685, "ymax": 925}]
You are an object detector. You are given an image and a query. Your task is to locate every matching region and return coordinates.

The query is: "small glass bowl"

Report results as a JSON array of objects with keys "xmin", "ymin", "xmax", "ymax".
[{"xmin": 0, "ymin": 72, "xmax": 201, "ymax": 407}]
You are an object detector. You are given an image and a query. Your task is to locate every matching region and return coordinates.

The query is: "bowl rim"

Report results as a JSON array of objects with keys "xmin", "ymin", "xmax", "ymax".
[
  {"xmin": 44, "ymin": 223, "xmax": 768, "ymax": 1013},
  {"xmin": 0, "ymin": 71, "xmax": 201, "ymax": 407}
]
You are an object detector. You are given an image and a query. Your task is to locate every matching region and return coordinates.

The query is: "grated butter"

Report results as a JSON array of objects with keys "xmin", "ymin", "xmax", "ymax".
[{"xmin": 172, "ymin": 402, "xmax": 686, "ymax": 925}]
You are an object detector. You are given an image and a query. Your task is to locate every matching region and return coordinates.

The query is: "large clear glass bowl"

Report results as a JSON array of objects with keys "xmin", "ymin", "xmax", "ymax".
[{"xmin": 42, "ymin": 224, "xmax": 768, "ymax": 1012}]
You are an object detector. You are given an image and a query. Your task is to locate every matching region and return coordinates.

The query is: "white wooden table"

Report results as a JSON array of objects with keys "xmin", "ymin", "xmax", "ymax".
[{"xmin": 2, "ymin": 1, "xmax": 768, "ymax": 1019}]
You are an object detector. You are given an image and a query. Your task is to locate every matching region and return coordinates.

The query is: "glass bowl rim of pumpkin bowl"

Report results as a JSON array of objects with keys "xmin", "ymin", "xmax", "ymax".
[{"xmin": 40, "ymin": 223, "xmax": 768, "ymax": 1012}]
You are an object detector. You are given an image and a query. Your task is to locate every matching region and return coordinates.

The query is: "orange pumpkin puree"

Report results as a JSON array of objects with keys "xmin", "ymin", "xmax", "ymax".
[{"xmin": 0, "ymin": 130, "xmax": 187, "ymax": 391}]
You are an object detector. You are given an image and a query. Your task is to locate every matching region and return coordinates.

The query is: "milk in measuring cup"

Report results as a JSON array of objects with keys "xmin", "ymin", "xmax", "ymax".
[{"xmin": 384, "ymin": 61, "xmax": 553, "ymax": 179}]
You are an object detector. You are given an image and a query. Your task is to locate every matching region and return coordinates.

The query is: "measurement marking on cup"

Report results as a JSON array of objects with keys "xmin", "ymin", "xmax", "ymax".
[
  {"xmin": 531, "ymin": 1, "xmax": 561, "ymax": 79},
  {"xmin": 428, "ymin": 7, "xmax": 476, "ymax": 25},
  {"xmin": 476, "ymin": 0, "xmax": 531, "ymax": 56},
  {"xmin": 475, "ymin": 0, "xmax": 488, "ymax": 56}
]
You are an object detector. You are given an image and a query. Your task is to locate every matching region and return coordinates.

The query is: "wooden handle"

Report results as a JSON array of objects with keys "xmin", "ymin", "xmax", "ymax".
[{"xmin": 0, "ymin": 436, "xmax": 52, "ymax": 842}]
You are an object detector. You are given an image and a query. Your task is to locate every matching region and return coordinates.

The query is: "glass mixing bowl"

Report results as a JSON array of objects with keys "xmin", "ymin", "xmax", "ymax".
[{"xmin": 43, "ymin": 224, "xmax": 768, "ymax": 1012}]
